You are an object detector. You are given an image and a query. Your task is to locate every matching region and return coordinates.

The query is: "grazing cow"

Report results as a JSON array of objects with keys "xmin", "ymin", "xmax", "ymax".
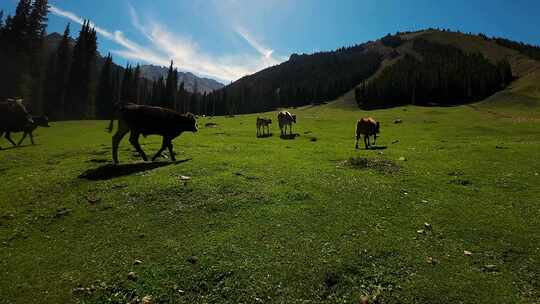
[
  {"xmin": 0, "ymin": 99, "xmax": 34, "ymax": 149},
  {"xmin": 355, "ymin": 117, "xmax": 380, "ymax": 149},
  {"xmin": 277, "ymin": 111, "xmax": 296, "ymax": 136},
  {"xmin": 13, "ymin": 115, "xmax": 50, "ymax": 145},
  {"xmin": 107, "ymin": 103, "xmax": 198, "ymax": 164},
  {"xmin": 256, "ymin": 117, "xmax": 272, "ymax": 137}
]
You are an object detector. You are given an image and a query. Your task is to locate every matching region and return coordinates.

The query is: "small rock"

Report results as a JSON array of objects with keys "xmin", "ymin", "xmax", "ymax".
[
  {"xmin": 392, "ymin": 139, "xmax": 399, "ymax": 144},
  {"xmin": 394, "ymin": 119, "xmax": 403, "ymax": 124},
  {"xmin": 398, "ymin": 156, "xmax": 407, "ymax": 161},
  {"xmin": 127, "ymin": 271, "xmax": 137, "ymax": 281},
  {"xmin": 142, "ymin": 295, "xmax": 154, "ymax": 304},
  {"xmin": 424, "ymin": 222, "xmax": 432, "ymax": 230},
  {"xmin": 359, "ymin": 296, "xmax": 370, "ymax": 304},
  {"xmin": 482, "ymin": 264, "xmax": 498, "ymax": 272},
  {"xmin": 426, "ymin": 256, "xmax": 436, "ymax": 264},
  {"xmin": 421, "ymin": 199, "xmax": 428, "ymax": 203},
  {"xmin": 464, "ymin": 250, "xmax": 473, "ymax": 256},
  {"xmin": 86, "ymin": 195, "xmax": 100, "ymax": 204},
  {"xmin": 179, "ymin": 175, "xmax": 191, "ymax": 181},
  {"xmin": 417, "ymin": 229, "xmax": 425, "ymax": 234},
  {"xmin": 133, "ymin": 259, "xmax": 142, "ymax": 265},
  {"xmin": 186, "ymin": 256, "xmax": 199, "ymax": 264}
]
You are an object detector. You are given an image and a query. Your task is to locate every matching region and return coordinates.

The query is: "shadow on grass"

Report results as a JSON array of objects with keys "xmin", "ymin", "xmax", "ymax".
[
  {"xmin": 257, "ymin": 133, "xmax": 273, "ymax": 138},
  {"xmin": 79, "ymin": 159, "xmax": 191, "ymax": 181},
  {"xmin": 0, "ymin": 144, "xmax": 34, "ymax": 151},
  {"xmin": 280, "ymin": 133, "xmax": 300, "ymax": 140},
  {"xmin": 368, "ymin": 146, "xmax": 387, "ymax": 150}
]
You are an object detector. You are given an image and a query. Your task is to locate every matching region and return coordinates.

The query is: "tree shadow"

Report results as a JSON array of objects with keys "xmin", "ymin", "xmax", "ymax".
[
  {"xmin": 280, "ymin": 133, "xmax": 300, "ymax": 140},
  {"xmin": 257, "ymin": 133, "xmax": 273, "ymax": 138},
  {"xmin": 79, "ymin": 159, "xmax": 191, "ymax": 181}
]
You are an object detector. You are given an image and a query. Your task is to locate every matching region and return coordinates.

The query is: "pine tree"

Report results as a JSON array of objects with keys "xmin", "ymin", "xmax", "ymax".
[
  {"xmin": 66, "ymin": 20, "xmax": 98, "ymax": 119},
  {"xmin": 164, "ymin": 60, "xmax": 177, "ymax": 109},
  {"xmin": 96, "ymin": 54, "xmax": 114, "ymax": 119}
]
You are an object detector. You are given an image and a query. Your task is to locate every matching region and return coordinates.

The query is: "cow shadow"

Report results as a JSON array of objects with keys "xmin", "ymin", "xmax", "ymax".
[
  {"xmin": 280, "ymin": 133, "xmax": 300, "ymax": 140},
  {"xmin": 367, "ymin": 146, "xmax": 388, "ymax": 150},
  {"xmin": 79, "ymin": 159, "xmax": 191, "ymax": 181},
  {"xmin": 257, "ymin": 133, "xmax": 273, "ymax": 138}
]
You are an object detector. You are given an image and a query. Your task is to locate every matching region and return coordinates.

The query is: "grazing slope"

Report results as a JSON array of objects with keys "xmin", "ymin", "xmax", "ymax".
[
  {"xmin": 1, "ymin": 97, "xmax": 539, "ymax": 303},
  {"xmin": 339, "ymin": 30, "xmax": 540, "ymax": 108}
]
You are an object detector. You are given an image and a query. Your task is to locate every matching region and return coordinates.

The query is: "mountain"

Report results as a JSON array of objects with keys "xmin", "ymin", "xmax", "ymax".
[
  {"xmin": 43, "ymin": 33, "xmax": 224, "ymax": 94},
  {"xmin": 207, "ymin": 29, "xmax": 540, "ymax": 114},
  {"xmin": 138, "ymin": 65, "xmax": 224, "ymax": 94}
]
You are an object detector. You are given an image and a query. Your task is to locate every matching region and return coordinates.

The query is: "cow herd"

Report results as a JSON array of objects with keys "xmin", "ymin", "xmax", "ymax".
[{"xmin": 0, "ymin": 100, "xmax": 381, "ymax": 163}]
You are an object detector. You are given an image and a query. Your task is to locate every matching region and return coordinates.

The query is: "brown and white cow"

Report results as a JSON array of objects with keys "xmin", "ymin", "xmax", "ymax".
[
  {"xmin": 355, "ymin": 117, "xmax": 380, "ymax": 149},
  {"xmin": 107, "ymin": 103, "xmax": 198, "ymax": 164},
  {"xmin": 0, "ymin": 99, "xmax": 34, "ymax": 149},
  {"xmin": 277, "ymin": 111, "xmax": 296, "ymax": 136},
  {"xmin": 256, "ymin": 117, "xmax": 272, "ymax": 137}
]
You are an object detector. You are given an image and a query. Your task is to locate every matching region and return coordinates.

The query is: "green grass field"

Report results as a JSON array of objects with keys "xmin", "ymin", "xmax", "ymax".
[{"xmin": 1, "ymin": 100, "xmax": 539, "ymax": 303}]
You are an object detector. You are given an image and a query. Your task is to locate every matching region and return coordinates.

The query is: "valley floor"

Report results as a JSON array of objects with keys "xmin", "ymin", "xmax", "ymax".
[{"xmin": 0, "ymin": 100, "xmax": 539, "ymax": 303}]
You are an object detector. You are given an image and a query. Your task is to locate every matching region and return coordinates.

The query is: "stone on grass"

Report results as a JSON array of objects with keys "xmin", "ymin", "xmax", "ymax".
[
  {"xmin": 127, "ymin": 271, "xmax": 137, "ymax": 281},
  {"xmin": 142, "ymin": 295, "xmax": 154, "ymax": 304}
]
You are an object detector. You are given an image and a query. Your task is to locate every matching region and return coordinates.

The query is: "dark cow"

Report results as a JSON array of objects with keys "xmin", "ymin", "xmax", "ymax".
[
  {"xmin": 355, "ymin": 117, "xmax": 380, "ymax": 149},
  {"xmin": 0, "ymin": 99, "xmax": 34, "ymax": 149},
  {"xmin": 277, "ymin": 111, "xmax": 296, "ymax": 136},
  {"xmin": 107, "ymin": 103, "xmax": 198, "ymax": 164},
  {"xmin": 14, "ymin": 115, "xmax": 51, "ymax": 145},
  {"xmin": 256, "ymin": 117, "xmax": 272, "ymax": 137}
]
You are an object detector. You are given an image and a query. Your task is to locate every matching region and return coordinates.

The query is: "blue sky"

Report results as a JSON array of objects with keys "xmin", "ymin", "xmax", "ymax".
[{"xmin": 1, "ymin": 0, "xmax": 539, "ymax": 82}]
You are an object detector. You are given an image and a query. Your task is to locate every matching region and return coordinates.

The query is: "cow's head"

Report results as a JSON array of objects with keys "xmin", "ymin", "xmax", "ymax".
[
  {"xmin": 291, "ymin": 114, "xmax": 297, "ymax": 123},
  {"xmin": 185, "ymin": 112, "xmax": 198, "ymax": 132},
  {"xmin": 34, "ymin": 115, "xmax": 50, "ymax": 127}
]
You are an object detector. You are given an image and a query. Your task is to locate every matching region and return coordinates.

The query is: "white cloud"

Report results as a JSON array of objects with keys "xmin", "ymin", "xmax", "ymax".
[{"xmin": 49, "ymin": 4, "xmax": 285, "ymax": 82}]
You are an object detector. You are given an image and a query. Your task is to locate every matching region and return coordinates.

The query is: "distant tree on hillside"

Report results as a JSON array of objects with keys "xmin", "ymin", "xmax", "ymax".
[
  {"xmin": 43, "ymin": 23, "xmax": 72, "ymax": 119},
  {"xmin": 96, "ymin": 54, "xmax": 115, "ymax": 119},
  {"xmin": 65, "ymin": 20, "xmax": 97, "ymax": 119}
]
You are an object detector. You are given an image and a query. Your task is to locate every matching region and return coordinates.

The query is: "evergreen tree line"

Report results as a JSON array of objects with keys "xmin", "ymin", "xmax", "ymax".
[
  {"xmin": 491, "ymin": 37, "xmax": 540, "ymax": 62},
  {"xmin": 0, "ymin": 0, "xmax": 209, "ymax": 120},
  {"xmin": 355, "ymin": 39, "xmax": 513, "ymax": 109},
  {"xmin": 0, "ymin": 0, "xmax": 48, "ymax": 113},
  {"xmin": 205, "ymin": 45, "xmax": 383, "ymax": 115}
]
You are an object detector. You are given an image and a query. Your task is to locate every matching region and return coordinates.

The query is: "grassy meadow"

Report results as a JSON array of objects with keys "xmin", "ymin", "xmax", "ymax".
[{"xmin": 0, "ymin": 99, "xmax": 539, "ymax": 303}]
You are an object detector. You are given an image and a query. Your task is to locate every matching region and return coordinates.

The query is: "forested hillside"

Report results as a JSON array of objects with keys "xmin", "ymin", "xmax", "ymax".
[{"xmin": 355, "ymin": 38, "xmax": 513, "ymax": 108}]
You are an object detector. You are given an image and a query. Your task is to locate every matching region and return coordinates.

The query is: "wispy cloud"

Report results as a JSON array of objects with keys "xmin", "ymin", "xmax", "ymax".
[{"xmin": 49, "ymin": 4, "xmax": 285, "ymax": 82}]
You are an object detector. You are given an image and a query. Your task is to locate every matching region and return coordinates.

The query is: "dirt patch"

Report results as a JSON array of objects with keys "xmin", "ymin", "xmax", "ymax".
[
  {"xmin": 205, "ymin": 122, "xmax": 218, "ymax": 128},
  {"xmin": 342, "ymin": 157, "xmax": 400, "ymax": 174}
]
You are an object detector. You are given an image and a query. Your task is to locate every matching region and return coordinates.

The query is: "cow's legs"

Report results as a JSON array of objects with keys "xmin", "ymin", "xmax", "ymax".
[
  {"xmin": 364, "ymin": 135, "xmax": 369, "ymax": 149},
  {"xmin": 4, "ymin": 132, "xmax": 16, "ymax": 146},
  {"xmin": 257, "ymin": 125, "xmax": 260, "ymax": 137},
  {"xmin": 112, "ymin": 125, "xmax": 129, "ymax": 164},
  {"xmin": 129, "ymin": 132, "xmax": 148, "ymax": 161},
  {"xmin": 152, "ymin": 137, "xmax": 172, "ymax": 161},
  {"xmin": 29, "ymin": 132, "xmax": 34, "ymax": 145},
  {"xmin": 355, "ymin": 135, "xmax": 359, "ymax": 149},
  {"xmin": 167, "ymin": 141, "xmax": 176, "ymax": 161},
  {"xmin": 373, "ymin": 134, "xmax": 377, "ymax": 146},
  {"xmin": 18, "ymin": 132, "xmax": 28, "ymax": 145}
]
